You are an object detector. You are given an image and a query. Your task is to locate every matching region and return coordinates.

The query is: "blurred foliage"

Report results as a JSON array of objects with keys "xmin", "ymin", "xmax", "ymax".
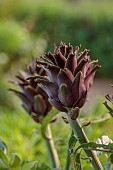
[{"xmin": 0, "ymin": 0, "xmax": 113, "ymax": 77}]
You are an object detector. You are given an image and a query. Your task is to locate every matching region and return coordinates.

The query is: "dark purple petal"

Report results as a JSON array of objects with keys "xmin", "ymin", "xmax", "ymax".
[
  {"xmin": 36, "ymin": 60, "xmax": 48, "ymax": 66},
  {"xmin": 76, "ymin": 90, "xmax": 87, "ymax": 108},
  {"xmin": 24, "ymin": 86, "xmax": 37, "ymax": 100},
  {"xmin": 37, "ymin": 82, "xmax": 58, "ymax": 101},
  {"xmin": 74, "ymin": 45, "xmax": 81, "ymax": 56},
  {"xmin": 57, "ymin": 69, "xmax": 74, "ymax": 86},
  {"xmin": 27, "ymin": 75, "xmax": 48, "ymax": 82},
  {"xmin": 27, "ymin": 60, "xmax": 38, "ymax": 74},
  {"xmin": 29, "ymin": 79, "xmax": 37, "ymax": 88},
  {"xmin": 71, "ymin": 71, "xmax": 86, "ymax": 106},
  {"xmin": 65, "ymin": 53, "xmax": 77, "ymax": 73},
  {"xmin": 34, "ymin": 94, "xmax": 47, "ymax": 115},
  {"xmin": 44, "ymin": 64, "xmax": 60, "ymax": 85},
  {"xmin": 77, "ymin": 49, "xmax": 90, "ymax": 64},
  {"xmin": 16, "ymin": 75, "xmax": 27, "ymax": 84},
  {"xmin": 41, "ymin": 55, "xmax": 54, "ymax": 65},
  {"xmin": 54, "ymin": 52, "xmax": 66, "ymax": 68},
  {"xmin": 59, "ymin": 42, "xmax": 66, "ymax": 56},
  {"xmin": 48, "ymin": 98, "xmax": 67, "ymax": 112},
  {"xmin": 9, "ymin": 89, "xmax": 32, "ymax": 111},
  {"xmin": 35, "ymin": 65, "xmax": 45, "ymax": 76},
  {"xmin": 82, "ymin": 60, "xmax": 98, "ymax": 78},
  {"xmin": 74, "ymin": 59, "xmax": 88, "ymax": 77},
  {"xmin": 84, "ymin": 65, "xmax": 101, "ymax": 90},
  {"xmin": 65, "ymin": 43, "xmax": 73, "ymax": 58},
  {"xmin": 45, "ymin": 52, "xmax": 56, "ymax": 65},
  {"xmin": 58, "ymin": 84, "xmax": 73, "ymax": 107}
]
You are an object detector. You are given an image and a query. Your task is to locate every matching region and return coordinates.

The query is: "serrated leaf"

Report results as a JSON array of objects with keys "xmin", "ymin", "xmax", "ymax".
[
  {"xmin": 0, "ymin": 149, "xmax": 9, "ymax": 168},
  {"xmin": 21, "ymin": 161, "xmax": 38, "ymax": 170},
  {"xmin": 41, "ymin": 109, "xmax": 59, "ymax": 139},
  {"xmin": 10, "ymin": 153, "xmax": 21, "ymax": 168}
]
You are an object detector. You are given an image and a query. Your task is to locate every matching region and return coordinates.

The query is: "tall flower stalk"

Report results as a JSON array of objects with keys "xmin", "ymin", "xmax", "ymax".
[
  {"xmin": 45, "ymin": 125, "xmax": 60, "ymax": 169},
  {"xmin": 33, "ymin": 42, "xmax": 104, "ymax": 169}
]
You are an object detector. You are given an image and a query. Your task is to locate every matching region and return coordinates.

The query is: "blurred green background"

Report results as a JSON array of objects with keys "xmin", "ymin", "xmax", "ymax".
[{"xmin": 0, "ymin": 0, "xmax": 113, "ymax": 168}]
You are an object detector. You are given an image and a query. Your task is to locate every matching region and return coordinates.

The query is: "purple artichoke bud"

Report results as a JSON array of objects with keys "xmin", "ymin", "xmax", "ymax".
[
  {"xmin": 35, "ymin": 43, "xmax": 101, "ymax": 114},
  {"xmin": 10, "ymin": 60, "xmax": 52, "ymax": 123}
]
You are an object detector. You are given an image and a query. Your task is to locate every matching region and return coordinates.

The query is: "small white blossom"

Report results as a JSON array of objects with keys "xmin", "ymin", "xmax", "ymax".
[{"xmin": 96, "ymin": 136, "xmax": 113, "ymax": 156}]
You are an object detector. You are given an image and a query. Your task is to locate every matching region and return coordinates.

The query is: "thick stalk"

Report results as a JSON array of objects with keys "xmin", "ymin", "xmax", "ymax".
[
  {"xmin": 45, "ymin": 124, "xmax": 60, "ymax": 169},
  {"xmin": 67, "ymin": 114, "xmax": 104, "ymax": 170}
]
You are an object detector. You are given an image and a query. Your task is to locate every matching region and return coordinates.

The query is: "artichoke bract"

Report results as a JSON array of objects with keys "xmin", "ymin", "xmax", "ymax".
[
  {"xmin": 35, "ymin": 42, "xmax": 100, "ymax": 116},
  {"xmin": 10, "ymin": 61, "xmax": 52, "ymax": 123}
]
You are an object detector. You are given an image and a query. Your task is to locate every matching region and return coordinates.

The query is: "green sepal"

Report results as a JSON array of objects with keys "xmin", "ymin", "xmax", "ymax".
[{"xmin": 70, "ymin": 107, "xmax": 80, "ymax": 120}]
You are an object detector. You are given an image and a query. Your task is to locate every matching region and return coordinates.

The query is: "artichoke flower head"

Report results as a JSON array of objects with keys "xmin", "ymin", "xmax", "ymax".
[
  {"xmin": 35, "ymin": 42, "xmax": 100, "ymax": 119},
  {"xmin": 10, "ymin": 60, "xmax": 52, "ymax": 123}
]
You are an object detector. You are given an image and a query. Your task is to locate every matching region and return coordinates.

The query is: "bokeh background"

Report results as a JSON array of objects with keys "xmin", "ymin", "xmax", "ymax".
[{"xmin": 0, "ymin": 0, "xmax": 113, "ymax": 168}]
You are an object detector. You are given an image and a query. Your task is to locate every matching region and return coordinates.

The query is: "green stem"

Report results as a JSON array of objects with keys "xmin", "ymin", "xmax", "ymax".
[
  {"xmin": 65, "ymin": 131, "xmax": 73, "ymax": 170},
  {"xmin": 67, "ymin": 114, "xmax": 104, "ymax": 170},
  {"xmin": 45, "ymin": 124, "xmax": 60, "ymax": 169}
]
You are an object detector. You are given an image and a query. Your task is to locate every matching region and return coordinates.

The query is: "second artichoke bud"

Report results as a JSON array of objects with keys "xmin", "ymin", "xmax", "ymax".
[{"xmin": 10, "ymin": 60, "xmax": 52, "ymax": 123}]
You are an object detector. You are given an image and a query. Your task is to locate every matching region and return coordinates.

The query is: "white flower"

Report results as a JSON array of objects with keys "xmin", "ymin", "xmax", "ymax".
[{"xmin": 96, "ymin": 136, "xmax": 113, "ymax": 156}]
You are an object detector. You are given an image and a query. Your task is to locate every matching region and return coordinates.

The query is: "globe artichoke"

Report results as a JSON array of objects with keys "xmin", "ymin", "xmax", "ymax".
[
  {"xmin": 34, "ymin": 42, "xmax": 100, "ymax": 116},
  {"xmin": 10, "ymin": 60, "xmax": 52, "ymax": 123}
]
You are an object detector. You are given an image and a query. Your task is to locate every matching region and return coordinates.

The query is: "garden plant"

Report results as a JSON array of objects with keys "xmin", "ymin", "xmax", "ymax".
[{"xmin": 0, "ymin": 42, "xmax": 113, "ymax": 170}]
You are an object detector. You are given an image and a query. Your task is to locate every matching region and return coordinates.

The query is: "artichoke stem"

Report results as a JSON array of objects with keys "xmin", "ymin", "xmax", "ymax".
[
  {"xmin": 67, "ymin": 114, "xmax": 104, "ymax": 170},
  {"xmin": 45, "ymin": 124, "xmax": 60, "ymax": 169},
  {"xmin": 65, "ymin": 131, "xmax": 73, "ymax": 170}
]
